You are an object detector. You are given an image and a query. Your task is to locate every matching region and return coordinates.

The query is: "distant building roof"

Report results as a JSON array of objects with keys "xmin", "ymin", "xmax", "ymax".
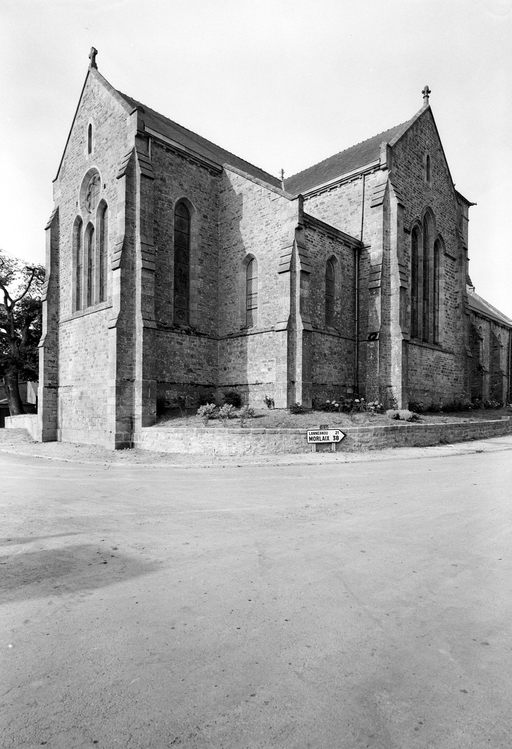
[
  {"xmin": 467, "ymin": 289, "xmax": 512, "ymax": 328},
  {"xmin": 117, "ymin": 91, "xmax": 282, "ymax": 189},
  {"xmin": 284, "ymin": 121, "xmax": 412, "ymax": 195}
]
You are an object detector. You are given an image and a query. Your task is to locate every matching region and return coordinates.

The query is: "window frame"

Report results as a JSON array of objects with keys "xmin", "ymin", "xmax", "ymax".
[
  {"xmin": 173, "ymin": 201, "xmax": 191, "ymax": 326},
  {"xmin": 325, "ymin": 256, "xmax": 336, "ymax": 328}
]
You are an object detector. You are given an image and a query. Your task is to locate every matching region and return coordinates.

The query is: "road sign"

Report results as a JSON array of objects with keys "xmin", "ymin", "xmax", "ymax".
[{"xmin": 306, "ymin": 429, "xmax": 345, "ymax": 444}]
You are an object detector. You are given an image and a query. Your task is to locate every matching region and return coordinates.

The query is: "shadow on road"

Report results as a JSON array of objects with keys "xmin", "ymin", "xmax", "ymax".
[
  {"xmin": 0, "ymin": 542, "xmax": 160, "ymax": 604},
  {"xmin": 0, "ymin": 533, "xmax": 82, "ymax": 546}
]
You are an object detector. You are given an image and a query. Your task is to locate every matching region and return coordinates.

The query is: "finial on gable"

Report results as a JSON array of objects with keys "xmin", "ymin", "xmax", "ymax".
[
  {"xmin": 422, "ymin": 85, "xmax": 431, "ymax": 105},
  {"xmin": 280, "ymin": 168, "xmax": 285, "ymax": 191},
  {"xmin": 89, "ymin": 47, "xmax": 98, "ymax": 70}
]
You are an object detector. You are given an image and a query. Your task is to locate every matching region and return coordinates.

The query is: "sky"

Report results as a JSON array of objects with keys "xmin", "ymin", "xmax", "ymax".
[{"xmin": 1, "ymin": 0, "xmax": 511, "ymax": 316}]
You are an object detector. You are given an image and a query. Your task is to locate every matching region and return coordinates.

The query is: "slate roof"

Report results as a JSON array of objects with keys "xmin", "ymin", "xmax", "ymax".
[
  {"xmin": 467, "ymin": 289, "xmax": 512, "ymax": 328},
  {"xmin": 284, "ymin": 121, "xmax": 412, "ymax": 195},
  {"xmin": 117, "ymin": 91, "xmax": 282, "ymax": 189}
]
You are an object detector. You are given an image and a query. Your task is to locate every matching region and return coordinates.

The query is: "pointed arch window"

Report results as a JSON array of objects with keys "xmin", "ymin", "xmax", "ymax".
[
  {"xmin": 325, "ymin": 258, "xmax": 335, "ymax": 327},
  {"xmin": 98, "ymin": 203, "xmax": 108, "ymax": 303},
  {"xmin": 85, "ymin": 224, "xmax": 95, "ymax": 308},
  {"xmin": 73, "ymin": 217, "xmax": 83, "ymax": 312},
  {"xmin": 425, "ymin": 154, "xmax": 431, "ymax": 183},
  {"xmin": 411, "ymin": 226, "xmax": 420, "ymax": 339},
  {"xmin": 174, "ymin": 202, "xmax": 191, "ymax": 325},
  {"xmin": 245, "ymin": 257, "xmax": 258, "ymax": 327},
  {"xmin": 433, "ymin": 238, "xmax": 441, "ymax": 344},
  {"xmin": 422, "ymin": 219, "xmax": 431, "ymax": 342}
]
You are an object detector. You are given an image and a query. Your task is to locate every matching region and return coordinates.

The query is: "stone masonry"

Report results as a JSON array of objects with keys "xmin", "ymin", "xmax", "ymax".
[{"xmin": 38, "ymin": 56, "xmax": 512, "ymax": 447}]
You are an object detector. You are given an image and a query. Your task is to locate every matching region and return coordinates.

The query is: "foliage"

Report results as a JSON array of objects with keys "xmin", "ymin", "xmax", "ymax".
[
  {"xmin": 218, "ymin": 403, "xmax": 236, "ymax": 424},
  {"xmin": 238, "ymin": 405, "xmax": 256, "ymax": 427},
  {"xmin": 0, "ymin": 251, "xmax": 45, "ymax": 414},
  {"xmin": 197, "ymin": 403, "xmax": 217, "ymax": 424},
  {"xmin": 264, "ymin": 395, "xmax": 275, "ymax": 409},
  {"xmin": 409, "ymin": 398, "xmax": 504, "ymax": 414},
  {"xmin": 223, "ymin": 390, "xmax": 242, "ymax": 408},
  {"xmin": 289, "ymin": 402, "xmax": 307, "ymax": 414},
  {"xmin": 314, "ymin": 396, "xmax": 385, "ymax": 414}
]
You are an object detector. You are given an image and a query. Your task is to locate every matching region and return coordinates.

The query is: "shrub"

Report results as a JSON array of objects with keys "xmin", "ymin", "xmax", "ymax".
[
  {"xmin": 238, "ymin": 405, "xmax": 256, "ymax": 427},
  {"xmin": 315, "ymin": 397, "xmax": 385, "ymax": 414},
  {"xmin": 218, "ymin": 403, "xmax": 236, "ymax": 425},
  {"xmin": 289, "ymin": 402, "xmax": 306, "ymax": 414},
  {"xmin": 197, "ymin": 403, "xmax": 217, "ymax": 424},
  {"xmin": 176, "ymin": 394, "xmax": 187, "ymax": 417},
  {"xmin": 264, "ymin": 395, "xmax": 275, "ymax": 409},
  {"xmin": 408, "ymin": 401, "xmax": 425, "ymax": 414},
  {"xmin": 223, "ymin": 390, "xmax": 242, "ymax": 408}
]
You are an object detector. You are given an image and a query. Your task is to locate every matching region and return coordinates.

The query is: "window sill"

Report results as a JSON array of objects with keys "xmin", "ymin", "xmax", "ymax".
[
  {"xmin": 407, "ymin": 338, "xmax": 445, "ymax": 352},
  {"xmin": 61, "ymin": 300, "xmax": 112, "ymax": 323}
]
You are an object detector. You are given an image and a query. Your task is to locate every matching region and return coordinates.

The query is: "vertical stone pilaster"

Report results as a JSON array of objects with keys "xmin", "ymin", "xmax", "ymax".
[
  {"xmin": 274, "ymin": 197, "xmax": 312, "ymax": 408},
  {"xmin": 107, "ymin": 149, "xmax": 137, "ymax": 448},
  {"xmin": 364, "ymin": 179, "xmax": 386, "ymax": 403},
  {"xmin": 38, "ymin": 208, "xmax": 60, "ymax": 441},
  {"xmin": 387, "ymin": 183, "xmax": 408, "ymax": 408},
  {"xmin": 274, "ymin": 242, "xmax": 292, "ymax": 409},
  {"xmin": 134, "ymin": 143, "xmax": 157, "ymax": 429}
]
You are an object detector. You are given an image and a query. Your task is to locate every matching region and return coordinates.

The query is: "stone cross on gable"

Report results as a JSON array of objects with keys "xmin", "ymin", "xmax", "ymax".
[
  {"xmin": 422, "ymin": 85, "xmax": 431, "ymax": 105},
  {"xmin": 89, "ymin": 47, "xmax": 98, "ymax": 69}
]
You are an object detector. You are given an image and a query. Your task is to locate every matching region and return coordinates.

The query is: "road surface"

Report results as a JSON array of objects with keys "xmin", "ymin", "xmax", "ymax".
[{"xmin": 1, "ymin": 445, "xmax": 512, "ymax": 748}]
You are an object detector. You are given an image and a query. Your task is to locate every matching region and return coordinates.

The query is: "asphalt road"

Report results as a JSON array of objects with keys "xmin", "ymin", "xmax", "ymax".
[{"xmin": 1, "ymin": 446, "xmax": 512, "ymax": 748}]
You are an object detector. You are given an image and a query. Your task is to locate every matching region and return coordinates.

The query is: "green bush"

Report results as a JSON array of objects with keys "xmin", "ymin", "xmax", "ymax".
[
  {"xmin": 197, "ymin": 403, "xmax": 217, "ymax": 424},
  {"xmin": 218, "ymin": 403, "xmax": 236, "ymax": 425},
  {"xmin": 238, "ymin": 405, "xmax": 256, "ymax": 427}
]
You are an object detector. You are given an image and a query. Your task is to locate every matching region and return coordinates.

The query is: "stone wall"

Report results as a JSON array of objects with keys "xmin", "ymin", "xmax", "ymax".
[
  {"xmin": 48, "ymin": 69, "xmax": 137, "ymax": 446},
  {"xmin": 134, "ymin": 417, "xmax": 512, "ymax": 455},
  {"xmin": 391, "ymin": 110, "xmax": 467, "ymax": 403},
  {"xmin": 468, "ymin": 312, "xmax": 511, "ymax": 404},
  {"xmin": 4, "ymin": 415, "xmax": 39, "ymax": 440},
  {"xmin": 217, "ymin": 168, "xmax": 299, "ymax": 406}
]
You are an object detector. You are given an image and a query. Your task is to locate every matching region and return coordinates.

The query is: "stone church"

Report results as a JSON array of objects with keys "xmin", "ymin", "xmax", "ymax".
[{"xmin": 38, "ymin": 51, "xmax": 512, "ymax": 448}]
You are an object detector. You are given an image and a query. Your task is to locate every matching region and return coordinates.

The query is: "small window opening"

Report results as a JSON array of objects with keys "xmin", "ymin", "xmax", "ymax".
[
  {"xmin": 245, "ymin": 258, "xmax": 258, "ymax": 327},
  {"xmin": 88, "ymin": 124, "xmax": 93, "ymax": 155},
  {"xmin": 173, "ymin": 202, "xmax": 191, "ymax": 325},
  {"xmin": 325, "ymin": 259, "xmax": 335, "ymax": 327}
]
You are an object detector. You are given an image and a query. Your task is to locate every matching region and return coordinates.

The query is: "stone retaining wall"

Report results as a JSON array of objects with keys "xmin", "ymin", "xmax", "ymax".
[
  {"xmin": 134, "ymin": 417, "xmax": 512, "ymax": 455},
  {"xmin": 5, "ymin": 414, "xmax": 39, "ymax": 440}
]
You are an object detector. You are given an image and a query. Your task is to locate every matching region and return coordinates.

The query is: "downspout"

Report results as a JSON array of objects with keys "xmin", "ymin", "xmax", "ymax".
[{"xmin": 354, "ymin": 173, "xmax": 366, "ymax": 395}]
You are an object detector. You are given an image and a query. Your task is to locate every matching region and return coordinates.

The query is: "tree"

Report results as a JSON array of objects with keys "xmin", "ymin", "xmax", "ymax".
[{"xmin": 0, "ymin": 251, "xmax": 45, "ymax": 416}]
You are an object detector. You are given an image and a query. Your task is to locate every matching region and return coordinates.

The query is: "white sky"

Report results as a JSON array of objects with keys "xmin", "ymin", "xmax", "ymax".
[{"xmin": 1, "ymin": 0, "xmax": 511, "ymax": 316}]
